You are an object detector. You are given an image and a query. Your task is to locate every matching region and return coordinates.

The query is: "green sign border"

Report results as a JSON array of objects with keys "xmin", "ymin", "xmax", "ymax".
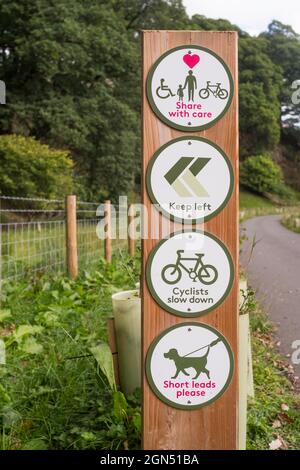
[
  {"xmin": 146, "ymin": 229, "xmax": 234, "ymax": 317},
  {"xmin": 146, "ymin": 322, "xmax": 234, "ymax": 410},
  {"xmin": 146, "ymin": 136, "xmax": 234, "ymax": 224},
  {"xmin": 146, "ymin": 45, "xmax": 234, "ymax": 132}
]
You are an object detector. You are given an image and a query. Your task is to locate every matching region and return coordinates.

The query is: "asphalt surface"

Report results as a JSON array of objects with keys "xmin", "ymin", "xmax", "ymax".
[{"xmin": 241, "ymin": 215, "xmax": 300, "ymax": 377}]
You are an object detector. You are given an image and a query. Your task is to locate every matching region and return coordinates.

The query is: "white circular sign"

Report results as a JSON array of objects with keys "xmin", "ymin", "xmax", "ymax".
[
  {"xmin": 146, "ymin": 323, "xmax": 234, "ymax": 410},
  {"xmin": 146, "ymin": 136, "xmax": 234, "ymax": 223},
  {"xmin": 146, "ymin": 231, "xmax": 234, "ymax": 317},
  {"xmin": 147, "ymin": 45, "xmax": 233, "ymax": 131}
]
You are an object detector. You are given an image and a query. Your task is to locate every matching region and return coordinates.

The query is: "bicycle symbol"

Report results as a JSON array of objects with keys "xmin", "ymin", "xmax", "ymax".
[
  {"xmin": 161, "ymin": 250, "xmax": 218, "ymax": 285},
  {"xmin": 199, "ymin": 81, "xmax": 228, "ymax": 100}
]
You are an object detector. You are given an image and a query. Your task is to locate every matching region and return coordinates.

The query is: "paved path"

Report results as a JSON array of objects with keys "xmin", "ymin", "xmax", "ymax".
[{"xmin": 241, "ymin": 215, "xmax": 300, "ymax": 377}]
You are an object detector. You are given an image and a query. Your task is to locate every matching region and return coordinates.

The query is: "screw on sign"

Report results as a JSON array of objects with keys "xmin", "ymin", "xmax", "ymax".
[{"xmin": 147, "ymin": 45, "xmax": 234, "ymax": 131}]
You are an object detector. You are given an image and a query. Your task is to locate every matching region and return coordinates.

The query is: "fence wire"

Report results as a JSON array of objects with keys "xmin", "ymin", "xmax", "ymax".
[{"xmin": 0, "ymin": 196, "xmax": 129, "ymax": 281}]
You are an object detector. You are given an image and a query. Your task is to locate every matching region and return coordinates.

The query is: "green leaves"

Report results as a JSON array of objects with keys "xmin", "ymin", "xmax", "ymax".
[
  {"xmin": 0, "ymin": 384, "xmax": 11, "ymax": 405},
  {"xmin": 0, "ymin": 309, "xmax": 11, "ymax": 322},
  {"xmin": 20, "ymin": 337, "xmax": 43, "ymax": 355},
  {"xmin": 10, "ymin": 324, "xmax": 42, "ymax": 342},
  {"xmin": 22, "ymin": 439, "xmax": 48, "ymax": 450},
  {"xmin": 0, "ymin": 253, "xmax": 142, "ymax": 450},
  {"xmin": 1, "ymin": 1, "xmax": 298, "ymax": 200},
  {"xmin": 5, "ymin": 324, "xmax": 43, "ymax": 348},
  {"xmin": 0, "ymin": 0, "xmax": 139, "ymax": 201},
  {"xmin": 2, "ymin": 406, "xmax": 22, "ymax": 426},
  {"xmin": 240, "ymin": 154, "xmax": 284, "ymax": 195},
  {"xmin": 90, "ymin": 343, "xmax": 116, "ymax": 391},
  {"xmin": 239, "ymin": 37, "xmax": 282, "ymax": 157},
  {"xmin": 113, "ymin": 391, "xmax": 128, "ymax": 422},
  {"xmin": 0, "ymin": 134, "xmax": 73, "ymax": 199}
]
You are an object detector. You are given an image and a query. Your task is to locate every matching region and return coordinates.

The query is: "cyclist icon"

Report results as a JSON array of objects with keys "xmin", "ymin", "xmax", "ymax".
[
  {"xmin": 156, "ymin": 78, "xmax": 175, "ymax": 99},
  {"xmin": 161, "ymin": 250, "xmax": 218, "ymax": 285},
  {"xmin": 199, "ymin": 81, "xmax": 228, "ymax": 100}
]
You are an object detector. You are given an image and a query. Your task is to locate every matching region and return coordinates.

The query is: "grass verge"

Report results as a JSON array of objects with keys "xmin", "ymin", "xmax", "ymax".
[
  {"xmin": 240, "ymin": 189, "xmax": 300, "ymax": 224},
  {"xmin": 281, "ymin": 214, "xmax": 300, "ymax": 234},
  {"xmin": 1, "ymin": 250, "xmax": 299, "ymax": 450},
  {"xmin": 246, "ymin": 290, "xmax": 300, "ymax": 450},
  {"xmin": 0, "ymin": 251, "xmax": 141, "ymax": 450},
  {"xmin": 240, "ymin": 190, "xmax": 275, "ymax": 211}
]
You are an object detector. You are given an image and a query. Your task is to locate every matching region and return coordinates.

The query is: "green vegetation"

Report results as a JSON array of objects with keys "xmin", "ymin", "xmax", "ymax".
[
  {"xmin": 240, "ymin": 155, "xmax": 298, "ymax": 203},
  {"xmin": 0, "ymin": 252, "xmax": 141, "ymax": 450},
  {"xmin": 1, "ymin": 2, "xmax": 300, "ymax": 200},
  {"xmin": 0, "ymin": 0, "xmax": 139, "ymax": 202},
  {"xmin": 240, "ymin": 155, "xmax": 284, "ymax": 195},
  {"xmin": 238, "ymin": 38, "xmax": 281, "ymax": 157},
  {"xmin": 0, "ymin": 135, "xmax": 73, "ymax": 199},
  {"xmin": 244, "ymin": 290, "xmax": 300, "ymax": 450},
  {"xmin": 0, "ymin": 219, "xmax": 127, "ymax": 280},
  {"xmin": 0, "ymin": 1, "xmax": 299, "ymax": 453},
  {"xmin": 261, "ymin": 20, "xmax": 300, "ymax": 110},
  {"xmin": 1, "ymin": 251, "xmax": 299, "ymax": 450},
  {"xmin": 281, "ymin": 214, "xmax": 300, "ymax": 234},
  {"xmin": 240, "ymin": 190, "xmax": 275, "ymax": 210}
]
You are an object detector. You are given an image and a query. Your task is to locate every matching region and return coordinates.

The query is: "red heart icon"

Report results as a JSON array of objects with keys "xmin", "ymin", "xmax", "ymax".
[{"xmin": 183, "ymin": 53, "xmax": 200, "ymax": 69}]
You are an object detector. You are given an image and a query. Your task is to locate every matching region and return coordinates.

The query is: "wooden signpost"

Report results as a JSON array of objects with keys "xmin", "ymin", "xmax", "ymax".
[{"xmin": 142, "ymin": 31, "xmax": 239, "ymax": 450}]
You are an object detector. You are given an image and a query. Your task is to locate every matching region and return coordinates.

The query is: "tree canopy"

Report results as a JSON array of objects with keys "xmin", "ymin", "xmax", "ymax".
[{"xmin": 1, "ymin": 1, "xmax": 300, "ymax": 199}]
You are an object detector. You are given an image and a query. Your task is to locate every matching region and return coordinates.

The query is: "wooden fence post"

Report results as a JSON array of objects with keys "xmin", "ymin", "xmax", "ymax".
[
  {"xmin": 104, "ymin": 200, "xmax": 112, "ymax": 263},
  {"xmin": 107, "ymin": 318, "xmax": 120, "ymax": 388},
  {"xmin": 65, "ymin": 195, "xmax": 78, "ymax": 279},
  {"xmin": 128, "ymin": 203, "xmax": 135, "ymax": 257}
]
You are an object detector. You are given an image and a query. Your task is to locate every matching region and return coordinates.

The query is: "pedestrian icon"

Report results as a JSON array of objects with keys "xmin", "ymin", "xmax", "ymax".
[{"xmin": 183, "ymin": 70, "xmax": 197, "ymax": 101}]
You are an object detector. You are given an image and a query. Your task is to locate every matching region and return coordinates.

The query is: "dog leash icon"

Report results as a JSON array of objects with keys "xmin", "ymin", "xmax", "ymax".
[{"xmin": 183, "ymin": 338, "xmax": 221, "ymax": 357}]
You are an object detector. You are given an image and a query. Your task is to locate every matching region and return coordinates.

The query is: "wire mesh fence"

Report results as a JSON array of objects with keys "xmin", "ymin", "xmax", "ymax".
[
  {"xmin": 1, "ymin": 219, "xmax": 66, "ymax": 279},
  {"xmin": 0, "ymin": 196, "xmax": 130, "ymax": 281}
]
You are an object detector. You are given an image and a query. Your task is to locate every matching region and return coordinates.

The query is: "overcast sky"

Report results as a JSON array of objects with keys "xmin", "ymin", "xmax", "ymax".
[{"xmin": 183, "ymin": 0, "xmax": 300, "ymax": 35}]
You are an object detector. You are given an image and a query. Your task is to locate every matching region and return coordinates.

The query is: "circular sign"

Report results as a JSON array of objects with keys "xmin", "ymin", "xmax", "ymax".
[
  {"xmin": 146, "ymin": 230, "xmax": 234, "ymax": 317},
  {"xmin": 146, "ymin": 45, "xmax": 233, "ymax": 132},
  {"xmin": 146, "ymin": 136, "xmax": 234, "ymax": 223},
  {"xmin": 146, "ymin": 323, "xmax": 234, "ymax": 410}
]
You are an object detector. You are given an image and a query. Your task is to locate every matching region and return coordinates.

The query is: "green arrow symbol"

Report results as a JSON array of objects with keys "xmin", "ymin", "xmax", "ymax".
[{"xmin": 164, "ymin": 157, "xmax": 211, "ymax": 197}]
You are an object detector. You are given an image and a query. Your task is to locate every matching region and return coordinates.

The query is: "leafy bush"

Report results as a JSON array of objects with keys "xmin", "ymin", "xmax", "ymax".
[
  {"xmin": 281, "ymin": 213, "xmax": 300, "ymax": 234},
  {"xmin": 0, "ymin": 252, "xmax": 141, "ymax": 450},
  {"xmin": 0, "ymin": 134, "xmax": 73, "ymax": 198},
  {"xmin": 240, "ymin": 154, "xmax": 283, "ymax": 195},
  {"xmin": 272, "ymin": 182, "xmax": 298, "ymax": 202}
]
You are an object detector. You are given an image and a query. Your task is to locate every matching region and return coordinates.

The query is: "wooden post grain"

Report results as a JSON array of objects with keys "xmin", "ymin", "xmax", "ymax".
[
  {"xmin": 104, "ymin": 200, "xmax": 112, "ymax": 263},
  {"xmin": 65, "ymin": 195, "xmax": 78, "ymax": 279},
  {"xmin": 128, "ymin": 203, "xmax": 135, "ymax": 257},
  {"xmin": 107, "ymin": 318, "xmax": 120, "ymax": 387},
  {"xmin": 142, "ymin": 31, "xmax": 239, "ymax": 450}
]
